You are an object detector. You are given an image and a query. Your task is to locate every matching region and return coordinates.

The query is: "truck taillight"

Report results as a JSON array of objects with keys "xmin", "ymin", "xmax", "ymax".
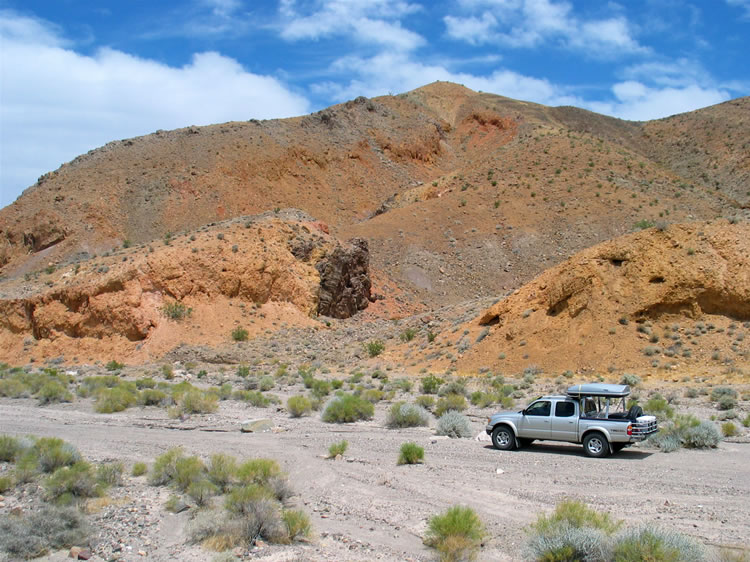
[{"xmin": 627, "ymin": 424, "xmax": 633, "ymax": 436}]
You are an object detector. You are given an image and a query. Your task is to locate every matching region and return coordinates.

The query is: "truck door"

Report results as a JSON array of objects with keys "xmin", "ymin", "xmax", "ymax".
[
  {"xmin": 550, "ymin": 400, "xmax": 578, "ymax": 442},
  {"xmin": 518, "ymin": 400, "xmax": 551, "ymax": 439}
]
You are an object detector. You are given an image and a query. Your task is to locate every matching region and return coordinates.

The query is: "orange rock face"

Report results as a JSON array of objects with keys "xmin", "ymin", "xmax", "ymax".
[{"xmin": 0, "ymin": 212, "xmax": 370, "ymax": 364}]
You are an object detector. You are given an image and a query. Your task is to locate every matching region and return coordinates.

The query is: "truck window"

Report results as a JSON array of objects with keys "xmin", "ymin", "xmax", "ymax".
[
  {"xmin": 526, "ymin": 401, "xmax": 551, "ymax": 416},
  {"xmin": 555, "ymin": 402, "xmax": 575, "ymax": 417}
]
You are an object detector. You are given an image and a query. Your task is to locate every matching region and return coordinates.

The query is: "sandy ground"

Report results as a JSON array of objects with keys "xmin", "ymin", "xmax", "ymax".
[{"xmin": 1, "ymin": 392, "xmax": 748, "ymax": 562}]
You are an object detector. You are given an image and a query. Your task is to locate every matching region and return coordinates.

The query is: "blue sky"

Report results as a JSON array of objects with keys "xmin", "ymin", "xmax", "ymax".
[{"xmin": 1, "ymin": 0, "xmax": 749, "ymax": 209}]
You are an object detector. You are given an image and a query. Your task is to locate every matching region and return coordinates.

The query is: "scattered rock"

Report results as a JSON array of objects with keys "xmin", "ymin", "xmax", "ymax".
[{"xmin": 241, "ymin": 418, "xmax": 273, "ymax": 433}]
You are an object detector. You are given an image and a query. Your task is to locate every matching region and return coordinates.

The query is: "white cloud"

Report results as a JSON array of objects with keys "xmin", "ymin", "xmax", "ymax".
[
  {"xmin": 313, "ymin": 51, "xmax": 581, "ymax": 107},
  {"xmin": 279, "ymin": 0, "xmax": 424, "ymax": 50},
  {"xmin": 444, "ymin": 0, "xmax": 646, "ymax": 56},
  {"xmin": 727, "ymin": 0, "xmax": 750, "ymax": 18},
  {"xmin": 588, "ymin": 82, "xmax": 730, "ymax": 121},
  {"xmin": 0, "ymin": 11, "xmax": 310, "ymax": 208},
  {"xmin": 622, "ymin": 58, "xmax": 713, "ymax": 88}
]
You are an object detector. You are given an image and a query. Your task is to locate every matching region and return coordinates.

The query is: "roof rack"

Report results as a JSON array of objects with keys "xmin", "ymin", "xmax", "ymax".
[{"xmin": 566, "ymin": 383, "xmax": 630, "ymax": 398}]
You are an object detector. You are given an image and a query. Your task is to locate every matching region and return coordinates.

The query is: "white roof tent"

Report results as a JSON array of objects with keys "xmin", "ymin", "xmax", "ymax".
[{"xmin": 566, "ymin": 383, "xmax": 631, "ymax": 398}]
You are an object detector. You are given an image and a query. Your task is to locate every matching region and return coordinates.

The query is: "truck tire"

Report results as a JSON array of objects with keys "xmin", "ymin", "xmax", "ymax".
[
  {"xmin": 583, "ymin": 432, "xmax": 609, "ymax": 458},
  {"xmin": 491, "ymin": 425, "xmax": 517, "ymax": 451}
]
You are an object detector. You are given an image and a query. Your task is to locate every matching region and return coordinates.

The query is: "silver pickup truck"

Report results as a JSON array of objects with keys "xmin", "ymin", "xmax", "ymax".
[{"xmin": 485, "ymin": 383, "xmax": 658, "ymax": 457}]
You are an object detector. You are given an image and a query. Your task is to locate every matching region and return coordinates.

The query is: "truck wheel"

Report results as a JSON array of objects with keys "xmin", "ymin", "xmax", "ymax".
[
  {"xmin": 492, "ymin": 426, "xmax": 517, "ymax": 451},
  {"xmin": 583, "ymin": 432, "xmax": 609, "ymax": 458}
]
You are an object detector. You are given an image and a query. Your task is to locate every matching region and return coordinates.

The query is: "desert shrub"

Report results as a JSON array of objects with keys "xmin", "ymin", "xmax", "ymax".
[
  {"xmin": 97, "ymin": 461, "xmax": 124, "ymax": 487},
  {"xmin": 722, "ymin": 422, "xmax": 738, "ymax": 437},
  {"xmin": 0, "ymin": 435, "xmax": 21, "ymax": 462},
  {"xmin": 365, "ymin": 340, "xmax": 385, "ymax": 357},
  {"xmin": 685, "ymin": 388, "xmax": 699, "ymax": 398},
  {"xmin": 136, "ymin": 377, "xmax": 156, "ymax": 389},
  {"xmin": 682, "ymin": 422, "xmax": 722, "ymax": 449},
  {"xmin": 400, "ymin": 328, "xmax": 417, "ymax": 342},
  {"xmin": 743, "ymin": 414, "xmax": 750, "ymax": 428},
  {"xmin": 393, "ymin": 378, "xmax": 413, "ymax": 393},
  {"xmin": 717, "ymin": 395, "xmax": 737, "ymax": 410},
  {"xmin": 470, "ymin": 391, "xmax": 497, "ymax": 408},
  {"xmin": 415, "ymin": 395, "xmax": 435, "ymax": 410},
  {"xmin": 94, "ymin": 386, "xmax": 137, "ymax": 413},
  {"xmin": 436, "ymin": 411, "xmax": 473, "ymax": 438},
  {"xmin": 386, "ymin": 402, "xmax": 430, "ymax": 428},
  {"xmin": 44, "ymin": 461, "xmax": 103, "ymax": 504},
  {"xmin": 161, "ymin": 301, "xmax": 192, "ymax": 321},
  {"xmin": 648, "ymin": 432, "xmax": 682, "ymax": 453},
  {"xmin": 435, "ymin": 394, "xmax": 468, "ymax": 417},
  {"xmin": 331, "ymin": 379, "xmax": 344, "ymax": 390},
  {"xmin": 137, "ymin": 388, "xmax": 168, "ymax": 406},
  {"xmin": 149, "ymin": 447, "xmax": 184, "ymax": 486},
  {"xmin": 180, "ymin": 389, "xmax": 219, "ymax": 414},
  {"xmin": 398, "ymin": 442, "xmax": 424, "ymax": 465},
  {"xmin": 36, "ymin": 437, "xmax": 81, "ymax": 473},
  {"xmin": 231, "ymin": 327, "xmax": 249, "ymax": 342},
  {"xmin": 37, "ymin": 380, "xmax": 73, "ymax": 405},
  {"xmin": 620, "ymin": 373, "xmax": 641, "ymax": 386},
  {"xmin": 710, "ymin": 387, "xmax": 738, "ymax": 401},
  {"xmin": 0, "ymin": 377, "xmax": 28, "ymax": 398},
  {"xmin": 287, "ymin": 395, "xmax": 312, "ymax": 417},
  {"xmin": 322, "ymin": 394, "xmax": 374, "ymax": 423},
  {"xmin": 208, "ymin": 453, "xmax": 238, "ymax": 492},
  {"xmin": 361, "ymin": 388, "xmax": 384, "ymax": 403},
  {"xmin": 77, "ymin": 376, "xmax": 120, "ymax": 397},
  {"xmin": 328, "ymin": 440, "xmax": 348, "ymax": 458},
  {"xmin": 236, "ymin": 459, "xmax": 281, "ymax": 487},
  {"xmin": 188, "ymin": 479, "xmax": 219, "ymax": 506},
  {"xmin": 611, "ymin": 525, "xmax": 707, "ymax": 562},
  {"xmin": 282, "ymin": 509, "xmax": 311, "ymax": 541},
  {"xmin": 105, "ymin": 360, "xmax": 124, "ymax": 371},
  {"xmin": 258, "ymin": 376, "xmax": 275, "ymax": 392},
  {"xmin": 644, "ymin": 395, "xmax": 674, "ymax": 420},
  {"xmin": 424, "ymin": 505, "xmax": 485, "ymax": 562},
  {"xmin": 439, "ymin": 381, "xmax": 467, "ymax": 397},
  {"xmin": 311, "ymin": 379, "xmax": 331, "ymax": 398},
  {"xmin": 0, "ymin": 475, "xmax": 12, "ymax": 493},
  {"xmin": 525, "ymin": 500, "xmax": 621, "ymax": 562},
  {"xmin": 132, "ymin": 462, "xmax": 148, "ymax": 477},
  {"xmin": 421, "ymin": 374, "xmax": 443, "ymax": 394},
  {"xmin": 0, "ymin": 505, "xmax": 90, "ymax": 559},
  {"xmin": 174, "ymin": 456, "xmax": 206, "ymax": 491},
  {"xmin": 233, "ymin": 390, "xmax": 270, "ymax": 407},
  {"xmin": 225, "ymin": 484, "xmax": 274, "ymax": 516}
]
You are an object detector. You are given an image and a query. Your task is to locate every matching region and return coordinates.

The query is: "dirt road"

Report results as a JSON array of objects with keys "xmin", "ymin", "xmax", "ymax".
[{"xmin": 1, "ymin": 397, "xmax": 748, "ymax": 561}]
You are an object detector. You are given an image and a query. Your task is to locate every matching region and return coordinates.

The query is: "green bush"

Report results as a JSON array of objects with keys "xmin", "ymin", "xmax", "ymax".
[
  {"xmin": 421, "ymin": 374, "xmax": 443, "ymax": 394},
  {"xmin": 620, "ymin": 373, "xmax": 641, "ymax": 386},
  {"xmin": 36, "ymin": 437, "xmax": 81, "ymax": 473},
  {"xmin": 743, "ymin": 414, "xmax": 750, "ymax": 428},
  {"xmin": 722, "ymin": 422, "xmax": 738, "ymax": 437},
  {"xmin": 136, "ymin": 377, "xmax": 156, "ymax": 389},
  {"xmin": 137, "ymin": 388, "xmax": 168, "ymax": 406},
  {"xmin": 225, "ymin": 483, "xmax": 274, "ymax": 516},
  {"xmin": 282, "ymin": 509, "xmax": 312, "ymax": 541},
  {"xmin": 532, "ymin": 500, "xmax": 621, "ymax": 536},
  {"xmin": 233, "ymin": 390, "xmax": 270, "ymax": 407},
  {"xmin": 94, "ymin": 386, "xmax": 137, "ymax": 413},
  {"xmin": 231, "ymin": 327, "xmax": 249, "ymax": 342},
  {"xmin": 322, "ymin": 394, "xmax": 374, "ymax": 423},
  {"xmin": 174, "ymin": 456, "xmax": 206, "ymax": 492},
  {"xmin": 439, "ymin": 381, "xmax": 467, "ymax": 397},
  {"xmin": 105, "ymin": 360, "xmax": 124, "ymax": 371},
  {"xmin": 37, "ymin": 380, "xmax": 73, "ymax": 405},
  {"xmin": 683, "ymin": 422, "xmax": 722, "ymax": 448},
  {"xmin": 710, "ymin": 387, "xmax": 738, "ymax": 401},
  {"xmin": 207, "ymin": 453, "xmax": 238, "ymax": 492},
  {"xmin": 131, "ymin": 462, "xmax": 148, "ymax": 477},
  {"xmin": 236, "ymin": 459, "xmax": 281, "ymax": 487},
  {"xmin": 0, "ymin": 475, "xmax": 12, "ymax": 493},
  {"xmin": 365, "ymin": 340, "xmax": 385, "ymax": 357},
  {"xmin": 328, "ymin": 440, "xmax": 348, "ymax": 458},
  {"xmin": 179, "ymin": 389, "xmax": 218, "ymax": 414},
  {"xmin": 161, "ymin": 301, "xmax": 193, "ymax": 321},
  {"xmin": 0, "ymin": 378, "xmax": 29, "ymax": 398},
  {"xmin": 311, "ymin": 379, "xmax": 331, "ymax": 398},
  {"xmin": 149, "ymin": 447, "xmax": 184, "ymax": 486},
  {"xmin": 77, "ymin": 375, "xmax": 120, "ymax": 397},
  {"xmin": 398, "ymin": 442, "xmax": 424, "ymax": 465},
  {"xmin": 0, "ymin": 506, "xmax": 90, "ymax": 559},
  {"xmin": 424, "ymin": 505, "xmax": 485, "ymax": 562},
  {"xmin": 644, "ymin": 395, "xmax": 674, "ymax": 420},
  {"xmin": 435, "ymin": 394, "xmax": 468, "ymax": 417},
  {"xmin": 611, "ymin": 525, "xmax": 707, "ymax": 561},
  {"xmin": 415, "ymin": 395, "xmax": 435, "ymax": 410},
  {"xmin": 287, "ymin": 395, "xmax": 312, "ymax": 417},
  {"xmin": 187, "ymin": 479, "xmax": 218, "ymax": 506},
  {"xmin": 386, "ymin": 402, "xmax": 430, "ymax": 428},
  {"xmin": 0, "ymin": 435, "xmax": 21, "ymax": 462},
  {"xmin": 400, "ymin": 328, "xmax": 417, "ymax": 342},
  {"xmin": 436, "ymin": 411, "xmax": 473, "ymax": 438},
  {"xmin": 717, "ymin": 395, "xmax": 737, "ymax": 410},
  {"xmin": 96, "ymin": 462, "xmax": 124, "ymax": 487},
  {"xmin": 44, "ymin": 461, "xmax": 103, "ymax": 504}
]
